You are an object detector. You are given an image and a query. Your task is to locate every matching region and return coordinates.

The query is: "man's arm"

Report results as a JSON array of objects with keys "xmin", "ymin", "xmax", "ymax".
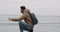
[{"xmin": 8, "ymin": 13, "xmax": 26, "ymax": 21}]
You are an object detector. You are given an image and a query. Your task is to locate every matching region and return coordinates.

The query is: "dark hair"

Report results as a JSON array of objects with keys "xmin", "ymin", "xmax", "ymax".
[{"xmin": 20, "ymin": 6, "xmax": 26, "ymax": 10}]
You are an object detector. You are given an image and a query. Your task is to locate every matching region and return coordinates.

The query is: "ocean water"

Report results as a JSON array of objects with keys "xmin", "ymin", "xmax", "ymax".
[{"xmin": 0, "ymin": 15, "xmax": 60, "ymax": 32}]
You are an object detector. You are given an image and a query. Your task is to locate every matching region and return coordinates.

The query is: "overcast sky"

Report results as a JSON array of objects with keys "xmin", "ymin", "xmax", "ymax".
[{"xmin": 0, "ymin": 0, "xmax": 60, "ymax": 16}]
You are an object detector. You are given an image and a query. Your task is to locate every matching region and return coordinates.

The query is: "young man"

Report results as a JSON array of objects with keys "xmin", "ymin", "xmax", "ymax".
[{"xmin": 8, "ymin": 6, "xmax": 34, "ymax": 32}]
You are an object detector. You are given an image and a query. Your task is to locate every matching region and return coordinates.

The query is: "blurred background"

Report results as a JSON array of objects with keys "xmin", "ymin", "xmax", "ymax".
[{"xmin": 0, "ymin": 0, "xmax": 60, "ymax": 32}]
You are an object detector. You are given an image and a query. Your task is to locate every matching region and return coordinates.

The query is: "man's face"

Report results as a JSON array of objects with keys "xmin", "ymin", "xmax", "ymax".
[{"xmin": 20, "ymin": 8, "xmax": 24, "ymax": 13}]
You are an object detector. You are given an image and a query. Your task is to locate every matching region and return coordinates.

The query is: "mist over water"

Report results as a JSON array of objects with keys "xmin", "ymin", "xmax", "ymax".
[{"xmin": 0, "ymin": 15, "xmax": 60, "ymax": 32}]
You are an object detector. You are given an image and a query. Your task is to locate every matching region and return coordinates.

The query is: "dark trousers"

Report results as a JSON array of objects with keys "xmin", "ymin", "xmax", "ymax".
[{"xmin": 19, "ymin": 21, "xmax": 33, "ymax": 32}]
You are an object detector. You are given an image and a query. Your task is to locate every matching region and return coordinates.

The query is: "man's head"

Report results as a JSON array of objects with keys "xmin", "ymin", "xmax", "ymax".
[{"xmin": 20, "ymin": 6, "xmax": 26, "ymax": 13}]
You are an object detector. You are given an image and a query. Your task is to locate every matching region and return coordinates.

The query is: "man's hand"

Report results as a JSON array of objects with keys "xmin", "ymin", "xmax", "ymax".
[
  {"xmin": 8, "ymin": 18, "xmax": 13, "ymax": 21},
  {"xmin": 8, "ymin": 18, "xmax": 19, "ymax": 21}
]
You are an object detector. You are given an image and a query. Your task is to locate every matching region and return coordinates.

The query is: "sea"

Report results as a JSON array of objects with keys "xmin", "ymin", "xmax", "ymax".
[{"xmin": 0, "ymin": 15, "xmax": 60, "ymax": 32}]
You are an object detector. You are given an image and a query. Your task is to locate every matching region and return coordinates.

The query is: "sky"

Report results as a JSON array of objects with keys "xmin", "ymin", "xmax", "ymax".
[{"xmin": 0, "ymin": 0, "xmax": 60, "ymax": 16}]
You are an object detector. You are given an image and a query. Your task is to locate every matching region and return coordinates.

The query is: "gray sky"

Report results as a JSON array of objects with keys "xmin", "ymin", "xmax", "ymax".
[{"xmin": 0, "ymin": 0, "xmax": 60, "ymax": 16}]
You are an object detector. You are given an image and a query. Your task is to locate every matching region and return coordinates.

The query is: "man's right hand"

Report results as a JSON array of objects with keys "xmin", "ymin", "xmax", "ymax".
[{"xmin": 8, "ymin": 18, "xmax": 12, "ymax": 21}]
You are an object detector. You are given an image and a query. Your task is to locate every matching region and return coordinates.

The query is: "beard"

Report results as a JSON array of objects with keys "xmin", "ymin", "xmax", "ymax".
[{"xmin": 21, "ymin": 10, "xmax": 24, "ymax": 13}]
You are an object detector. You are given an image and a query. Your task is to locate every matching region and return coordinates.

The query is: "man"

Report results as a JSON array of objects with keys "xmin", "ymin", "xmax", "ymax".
[{"xmin": 8, "ymin": 6, "xmax": 34, "ymax": 32}]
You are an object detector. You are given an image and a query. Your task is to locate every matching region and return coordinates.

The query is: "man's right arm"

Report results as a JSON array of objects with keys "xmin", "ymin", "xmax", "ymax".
[{"xmin": 8, "ymin": 13, "xmax": 27, "ymax": 21}]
